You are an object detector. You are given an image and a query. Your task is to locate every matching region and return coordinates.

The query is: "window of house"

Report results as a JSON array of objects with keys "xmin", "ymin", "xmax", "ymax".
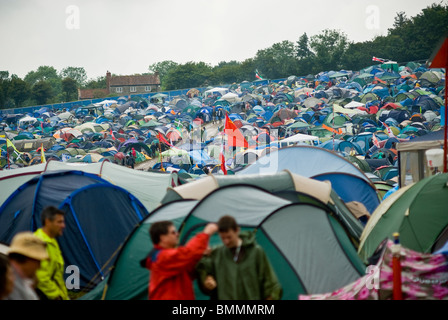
[
  {"xmin": 145, "ymin": 86, "xmax": 151, "ymax": 92},
  {"xmin": 116, "ymin": 87, "xmax": 123, "ymax": 93},
  {"xmin": 130, "ymin": 86, "xmax": 137, "ymax": 92}
]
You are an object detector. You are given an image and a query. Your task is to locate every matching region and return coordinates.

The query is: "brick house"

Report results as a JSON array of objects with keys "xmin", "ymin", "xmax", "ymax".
[{"xmin": 78, "ymin": 71, "xmax": 161, "ymax": 100}]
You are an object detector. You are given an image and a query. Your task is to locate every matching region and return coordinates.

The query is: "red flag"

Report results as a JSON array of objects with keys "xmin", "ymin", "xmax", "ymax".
[
  {"xmin": 374, "ymin": 76, "xmax": 387, "ymax": 85},
  {"xmin": 158, "ymin": 132, "xmax": 174, "ymax": 148},
  {"xmin": 372, "ymin": 133, "xmax": 381, "ymax": 148},
  {"xmin": 224, "ymin": 113, "xmax": 249, "ymax": 148}
]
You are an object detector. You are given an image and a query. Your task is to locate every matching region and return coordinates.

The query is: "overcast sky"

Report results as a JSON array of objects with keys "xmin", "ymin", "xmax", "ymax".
[{"xmin": 0, "ymin": 0, "xmax": 441, "ymax": 80}]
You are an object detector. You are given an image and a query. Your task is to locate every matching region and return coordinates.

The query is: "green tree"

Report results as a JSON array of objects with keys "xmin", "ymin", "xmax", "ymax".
[
  {"xmin": 253, "ymin": 40, "xmax": 300, "ymax": 79},
  {"xmin": 309, "ymin": 29, "xmax": 350, "ymax": 73},
  {"xmin": 61, "ymin": 77, "xmax": 78, "ymax": 102},
  {"xmin": 238, "ymin": 58, "xmax": 257, "ymax": 81},
  {"xmin": 148, "ymin": 60, "xmax": 178, "ymax": 85},
  {"xmin": 0, "ymin": 71, "xmax": 10, "ymax": 109},
  {"xmin": 8, "ymin": 75, "xmax": 31, "ymax": 108},
  {"xmin": 342, "ymin": 40, "xmax": 376, "ymax": 71},
  {"xmin": 84, "ymin": 76, "xmax": 106, "ymax": 89},
  {"xmin": 24, "ymin": 66, "xmax": 62, "ymax": 101},
  {"xmin": 296, "ymin": 33, "xmax": 315, "ymax": 75},
  {"xmin": 162, "ymin": 62, "xmax": 213, "ymax": 90},
  {"xmin": 403, "ymin": 3, "xmax": 448, "ymax": 61},
  {"xmin": 24, "ymin": 66, "xmax": 59, "ymax": 85},
  {"xmin": 213, "ymin": 61, "xmax": 246, "ymax": 85},
  {"xmin": 32, "ymin": 80, "xmax": 54, "ymax": 105},
  {"xmin": 60, "ymin": 67, "xmax": 87, "ymax": 87}
]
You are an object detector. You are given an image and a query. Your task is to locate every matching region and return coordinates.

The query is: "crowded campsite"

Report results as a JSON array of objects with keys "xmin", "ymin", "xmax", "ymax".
[
  {"xmin": 1, "ymin": 55, "xmax": 448, "ymax": 301},
  {"xmin": 1, "ymin": 2, "xmax": 448, "ymax": 302}
]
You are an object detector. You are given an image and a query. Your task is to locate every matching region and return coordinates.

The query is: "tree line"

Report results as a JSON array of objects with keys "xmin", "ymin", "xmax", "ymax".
[{"xmin": 1, "ymin": 3, "xmax": 447, "ymax": 110}]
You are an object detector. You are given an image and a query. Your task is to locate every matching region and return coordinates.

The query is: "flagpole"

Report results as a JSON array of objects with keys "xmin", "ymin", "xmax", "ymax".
[
  {"xmin": 157, "ymin": 133, "xmax": 164, "ymax": 172},
  {"xmin": 444, "ymin": 58, "xmax": 448, "ymax": 173}
]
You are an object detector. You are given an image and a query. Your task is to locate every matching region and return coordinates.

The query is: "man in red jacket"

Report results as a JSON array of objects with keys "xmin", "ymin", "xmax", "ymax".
[{"xmin": 141, "ymin": 221, "xmax": 218, "ymax": 300}]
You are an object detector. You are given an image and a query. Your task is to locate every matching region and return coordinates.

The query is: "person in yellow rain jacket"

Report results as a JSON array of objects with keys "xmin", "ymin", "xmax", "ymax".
[{"xmin": 34, "ymin": 206, "xmax": 69, "ymax": 300}]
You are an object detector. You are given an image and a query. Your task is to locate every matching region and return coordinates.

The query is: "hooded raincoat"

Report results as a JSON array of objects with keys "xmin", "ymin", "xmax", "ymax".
[
  {"xmin": 196, "ymin": 231, "xmax": 282, "ymax": 300},
  {"xmin": 33, "ymin": 228, "xmax": 69, "ymax": 300}
]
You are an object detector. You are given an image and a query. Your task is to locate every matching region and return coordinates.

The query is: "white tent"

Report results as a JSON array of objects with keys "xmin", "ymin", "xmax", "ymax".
[
  {"xmin": 221, "ymin": 92, "xmax": 241, "ymax": 103},
  {"xmin": 333, "ymin": 104, "xmax": 368, "ymax": 115},
  {"xmin": 95, "ymin": 100, "xmax": 118, "ymax": 108},
  {"xmin": 204, "ymin": 87, "xmax": 229, "ymax": 97},
  {"xmin": 343, "ymin": 101, "xmax": 365, "ymax": 109},
  {"xmin": 277, "ymin": 133, "xmax": 320, "ymax": 147},
  {"xmin": 0, "ymin": 161, "xmax": 175, "ymax": 211},
  {"xmin": 18, "ymin": 116, "xmax": 37, "ymax": 127}
]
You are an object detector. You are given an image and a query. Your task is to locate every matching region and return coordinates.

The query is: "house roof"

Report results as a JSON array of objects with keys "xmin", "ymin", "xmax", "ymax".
[
  {"xmin": 78, "ymin": 89, "xmax": 109, "ymax": 100},
  {"xmin": 109, "ymin": 74, "xmax": 160, "ymax": 87}
]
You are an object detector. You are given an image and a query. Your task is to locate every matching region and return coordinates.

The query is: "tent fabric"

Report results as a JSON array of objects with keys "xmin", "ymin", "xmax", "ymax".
[
  {"xmin": 278, "ymin": 133, "xmax": 319, "ymax": 145},
  {"xmin": 236, "ymin": 146, "xmax": 371, "ymax": 183},
  {"xmin": 162, "ymin": 171, "xmax": 363, "ymax": 242},
  {"xmin": 0, "ymin": 171, "xmax": 149, "ymax": 289},
  {"xmin": 258, "ymin": 204, "xmax": 365, "ymax": 295},
  {"xmin": 358, "ymin": 173, "xmax": 448, "ymax": 263},
  {"xmin": 58, "ymin": 183, "xmax": 148, "ymax": 288},
  {"xmin": 313, "ymin": 173, "xmax": 380, "ymax": 214},
  {"xmin": 0, "ymin": 171, "xmax": 109, "ymax": 241},
  {"xmin": 0, "ymin": 161, "xmax": 174, "ymax": 212},
  {"xmin": 160, "ymin": 170, "xmax": 333, "ymax": 207}
]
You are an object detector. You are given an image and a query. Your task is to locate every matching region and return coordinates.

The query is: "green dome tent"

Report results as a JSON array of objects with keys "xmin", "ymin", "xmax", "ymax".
[{"xmin": 358, "ymin": 173, "xmax": 448, "ymax": 263}]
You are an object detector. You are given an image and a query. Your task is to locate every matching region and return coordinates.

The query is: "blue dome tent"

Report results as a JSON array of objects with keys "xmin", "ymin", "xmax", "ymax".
[{"xmin": 0, "ymin": 170, "xmax": 149, "ymax": 289}]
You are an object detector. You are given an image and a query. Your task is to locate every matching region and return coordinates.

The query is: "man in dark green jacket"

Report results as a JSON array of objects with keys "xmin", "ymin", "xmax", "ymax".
[{"xmin": 196, "ymin": 215, "xmax": 282, "ymax": 300}]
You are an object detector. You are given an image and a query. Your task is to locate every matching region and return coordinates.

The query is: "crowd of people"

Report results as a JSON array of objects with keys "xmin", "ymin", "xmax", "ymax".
[{"xmin": 1, "ymin": 204, "xmax": 281, "ymax": 300}]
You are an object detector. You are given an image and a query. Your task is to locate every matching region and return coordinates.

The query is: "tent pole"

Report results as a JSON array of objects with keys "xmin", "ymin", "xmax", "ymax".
[{"xmin": 392, "ymin": 232, "xmax": 403, "ymax": 300}]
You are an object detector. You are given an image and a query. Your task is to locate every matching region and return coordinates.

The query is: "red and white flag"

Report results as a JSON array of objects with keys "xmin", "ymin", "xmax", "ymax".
[
  {"xmin": 372, "ymin": 133, "xmax": 381, "ymax": 148},
  {"xmin": 372, "ymin": 56, "xmax": 386, "ymax": 63},
  {"xmin": 382, "ymin": 121, "xmax": 396, "ymax": 138},
  {"xmin": 220, "ymin": 144, "xmax": 227, "ymax": 175}
]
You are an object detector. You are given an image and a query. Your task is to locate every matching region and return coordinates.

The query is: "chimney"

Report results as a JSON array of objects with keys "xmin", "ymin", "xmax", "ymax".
[
  {"xmin": 106, "ymin": 71, "xmax": 111, "ymax": 93},
  {"xmin": 154, "ymin": 71, "xmax": 160, "ymax": 85}
]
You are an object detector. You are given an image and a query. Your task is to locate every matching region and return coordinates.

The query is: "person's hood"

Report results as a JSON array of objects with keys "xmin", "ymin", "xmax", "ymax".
[{"xmin": 240, "ymin": 230, "xmax": 256, "ymax": 248}]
